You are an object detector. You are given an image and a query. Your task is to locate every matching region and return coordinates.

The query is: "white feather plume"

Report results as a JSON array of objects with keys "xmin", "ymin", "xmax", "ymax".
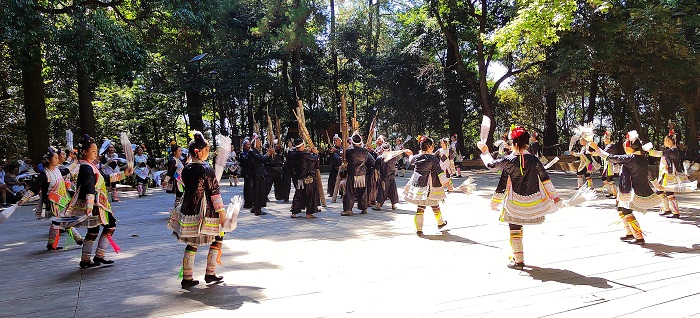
[
  {"xmin": 480, "ymin": 116, "xmax": 491, "ymax": 144},
  {"xmin": 221, "ymin": 195, "xmax": 242, "ymax": 233},
  {"xmin": 120, "ymin": 132, "xmax": 134, "ymax": 169},
  {"xmin": 564, "ymin": 186, "xmax": 598, "ymax": 207},
  {"xmin": 0, "ymin": 205, "xmax": 18, "ymax": 225},
  {"xmin": 214, "ymin": 135, "xmax": 232, "ymax": 183},
  {"xmin": 454, "ymin": 177, "xmax": 476, "ymax": 195},
  {"xmin": 543, "ymin": 157, "xmax": 560, "ymax": 169}
]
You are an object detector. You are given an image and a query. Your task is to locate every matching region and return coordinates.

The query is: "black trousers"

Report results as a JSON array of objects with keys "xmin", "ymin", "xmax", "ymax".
[
  {"xmin": 343, "ymin": 186, "xmax": 368, "ymax": 211},
  {"xmin": 290, "ymin": 181, "xmax": 318, "ymax": 215},
  {"xmin": 243, "ymin": 176, "xmax": 254, "ymax": 207},
  {"xmin": 328, "ymin": 167, "xmax": 339, "ymax": 195},
  {"xmin": 376, "ymin": 175, "xmax": 399, "ymax": 205}
]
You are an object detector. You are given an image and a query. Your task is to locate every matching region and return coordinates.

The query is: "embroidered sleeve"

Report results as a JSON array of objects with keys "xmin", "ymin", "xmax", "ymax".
[
  {"xmin": 542, "ymin": 179, "xmax": 560, "ymax": 200},
  {"xmin": 109, "ymin": 171, "xmax": 126, "ymax": 183},
  {"xmin": 86, "ymin": 194, "xmax": 95, "ymax": 211},
  {"xmin": 490, "ymin": 192, "xmax": 506, "ymax": 211},
  {"xmin": 211, "ymin": 194, "xmax": 225, "ymax": 213},
  {"xmin": 438, "ymin": 171, "xmax": 450, "ymax": 186}
]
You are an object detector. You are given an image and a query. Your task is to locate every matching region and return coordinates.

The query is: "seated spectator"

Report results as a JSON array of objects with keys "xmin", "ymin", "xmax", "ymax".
[
  {"xmin": 0, "ymin": 161, "xmax": 9, "ymax": 207},
  {"xmin": 5, "ymin": 164, "xmax": 29, "ymax": 203}
]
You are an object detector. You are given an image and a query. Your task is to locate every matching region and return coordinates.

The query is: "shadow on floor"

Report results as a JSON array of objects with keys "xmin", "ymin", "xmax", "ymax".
[
  {"xmin": 523, "ymin": 266, "xmax": 613, "ymax": 289},
  {"xmin": 179, "ymin": 284, "xmax": 265, "ymax": 311},
  {"xmin": 421, "ymin": 230, "xmax": 500, "ymax": 248}
]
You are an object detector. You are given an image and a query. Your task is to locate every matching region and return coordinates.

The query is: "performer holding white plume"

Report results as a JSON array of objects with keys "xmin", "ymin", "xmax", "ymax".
[
  {"xmin": 570, "ymin": 123, "xmax": 596, "ymax": 190},
  {"xmin": 599, "ymin": 131, "xmax": 620, "ymax": 199},
  {"xmin": 167, "ymin": 131, "xmax": 227, "ymax": 288},
  {"xmin": 478, "ymin": 125, "xmax": 563, "ymax": 269},
  {"xmin": 403, "ymin": 135, "xmax": 452, "ymax": 235},
  {"xmin": 647, "ymin": 122, "xmax": 697, "ymax": 219},
  {"xmin": 590, "ymin": 131, "xmax": 661, "ymax": 245}
]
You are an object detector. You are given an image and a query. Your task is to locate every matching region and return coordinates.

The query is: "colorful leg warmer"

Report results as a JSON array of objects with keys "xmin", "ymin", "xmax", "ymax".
[
  {"xmin": 586, "ymin": 177, "xmax": 593, "ymax": 189},
  {"xmin": 81, "ymin": 233, "xmax": 98, "ymax": 262},
  {"xmin": 70, "ymin": 228, "xmax": 83, "ymax": 244},
  {"xmin": 95, "ymin": 228, "xmax": 116, "ymax": 258},
  {"xmin": 510, "ymin": 229, "xmax": 524, "ymax": 264},
  {"xmin": 618, "ymin": 210, "xmax": 633, "ymax": 236},
  {"xmin": 659, "ymin": 193, "xmax": 670, "ymax": 213},
  {"xmin": 668, "ymin": 194, "xmax": 679, "ymax": 215},
  {"xmin": 48, "ymin": 226, "xmax": 60, "ymax": 249},
  {"xmin": 623, "ymin": 213, "xmax": 643, "ymax": 239},
  {"xmin": 414, "ymin": 206, "xmax": 425, "ymax": 231},
  {"xmin": 206, "ymin": 241, "xmax": 223, "ymax": 275},
  {"xmin": 432, "ymin": 205, "xmax": 444, "ymax": 226},
  {"xmin": 183, "ymin": 245, "xmax": 197, "ymax": 280}
]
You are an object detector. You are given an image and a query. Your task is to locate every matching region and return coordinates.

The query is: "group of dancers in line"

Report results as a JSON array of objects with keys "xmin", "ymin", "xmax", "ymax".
[{"xmin": 7, "ymin": 119, "xmax": 695, "ymax": 287}]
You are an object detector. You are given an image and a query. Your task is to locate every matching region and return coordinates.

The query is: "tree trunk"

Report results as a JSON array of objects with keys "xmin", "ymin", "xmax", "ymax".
[
  {"xmin": 367, "ymin": 0, "xmax": 373, "ymax": 53},
  {"xmin": 330, "ymin": 0, "xmax": 340, "ymax": 113},
  {"xmin": 21, "ymin": 42, "xmax": 48, "ymax": 165},
  {"xmin": 684, "ymin": 87, "xmax": 699, "ymax": 158},
  {"xmin": 186, "ymin": 63, "xmax": 204, "ymax": 132},
  {"xmin": 585, "ymin": 74, "xmax": 598, "ymax": 123},
  {"xmin": 77, "ymin": 62, "xmax": 96, "ymax": 137},
  {"xmin": 544, "ymin": 91, "xmax": 558, "ymax": 156},
  {"xmin": 445, "ymin": 33, "xmax": 465, "ymax": 156}
]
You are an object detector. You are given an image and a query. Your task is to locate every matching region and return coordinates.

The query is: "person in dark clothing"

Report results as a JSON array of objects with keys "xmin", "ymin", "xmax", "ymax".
[
  {"xmin": 273, "ymin": 141, "xmax": 291, "ymax": 201},
  {"xmin": 328, "ymin": 134, "xmax": 343, "ymax": 198},
  {"xmin": 479, "ymin": 127, "xmax": 562, "ymax": 269},
  {"xmin": 249, "ymin": 136, "xmax": 275, "ymax": 215},
  {"xmin": 591, "ymin": 130, "xmax": 661, "ymax": 245},
  {"xmin": 168, "ymin": 132, "xmax": 227, "ymax": 289},
  {"xmin": 289, "ymin": 139, "xmax": 320, "ymax": 218},
  {"xmin": 341, "ymin": 133, "xmax": 376, "ymax": 216},
  {"xmin": 279, "ymin": 139, "xmax": 295, "ymax": 203},
  {"xmin": 238, "ymin": 138, "xmax": 253, "ymax": 209},
  {"xmin": 373, "ymin": 143, "xmax": 403, "ymax": 211}
]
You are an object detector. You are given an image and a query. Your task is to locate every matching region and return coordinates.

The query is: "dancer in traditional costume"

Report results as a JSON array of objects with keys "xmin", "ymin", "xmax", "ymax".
[
  {"xmin": 341, "ymin": 133, "xmax": 375, "ymax": 216},
  {"xmin": 373, "ymin": 143, "xmax": 402, "ymax": 210},
  {"xmin": 404, "ymin": 136, "xmax": 452, "ymax": 235},
  {"xmin": 164, "ymin": 144, "xmax": 185, "ymax": 209},
  {"xmin": 100, "ymin": 142, "xmax": 123, "ymax": 202},
  {"xmin": 435, "ymin": 137, "xmax": 456, "ymax": 177},
  {"xmin": 366, "ymin": 135, "xmax": 385, "ymax": 207},
  {"xmin": 168, "ymin": 132, "xmax": 226, "ymax": 288},
  {"xmin": 395, "ymin": 137, "xmax": 407, "ymax": 177},
  {"xmin": 24, "ymin": 147, "xmax": 84, "ymax": 250},
  {"xmin": 289, "ymin": 139, "xmax": 320, "ymax": 218},
  {"xmin": 249, "ymin": 135, "xmax": 274, "ymax": 215},
  {"xmin": 600, "ymin": 131, "xmax": 619, "ymax": 199},
  {"xmin": 478, "ymin": 126, "xmax": 563, "ymax": 269},
  {"xmin": 225, "ymin": 150, "xmax": 240, "ymax": 187},
  {"xmin": 327, "ymin": 134, "xmax": 343, "ymax": 198},
  {"xmin": 238, "ymin": 138, "xmax": 254, "ymax": 209},
  {"xmin": 266, "ymin": 141, "xmax": 284, "ymax": 200},
  {"xmin": 590, "ymin": 131, "xmax": 661, "ymax": 245},
  {"xmin": 648, "ymin": 127, "xmax": 686, "ymax": 218},
  {"xmin": 69, "ymin": 135, "xmax": 132, "ymax": 268},
  {"xmin": 451, "ymin": 134, "xmax": 462, "ymax": 178},
  {"xmin": 573, "ymin": 136, "xmax": 596, "ymax": 190},
  {"xmin": 279, "ymin": 139, "xmax": 295, "ymax": 203},
  {"xmin": 134, "ymin": 145, "xmax": 151, "ymax": 197}
]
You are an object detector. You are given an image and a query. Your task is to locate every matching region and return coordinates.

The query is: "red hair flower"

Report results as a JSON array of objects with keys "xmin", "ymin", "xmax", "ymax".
[{"xmin": 508, "ymin": 125, "xmax": 527, "ymax": 140}]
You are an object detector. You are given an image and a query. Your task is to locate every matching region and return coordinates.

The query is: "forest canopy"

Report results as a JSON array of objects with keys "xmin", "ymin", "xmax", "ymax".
[{"xmin": 1, "ymin": 0, "xmax": 698, "ymax": 163}]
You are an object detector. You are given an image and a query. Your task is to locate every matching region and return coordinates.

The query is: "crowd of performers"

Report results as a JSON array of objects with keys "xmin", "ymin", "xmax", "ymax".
[{"xmin": 4, "ymin": 120, "xmax": 699, "ymax": 288}]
